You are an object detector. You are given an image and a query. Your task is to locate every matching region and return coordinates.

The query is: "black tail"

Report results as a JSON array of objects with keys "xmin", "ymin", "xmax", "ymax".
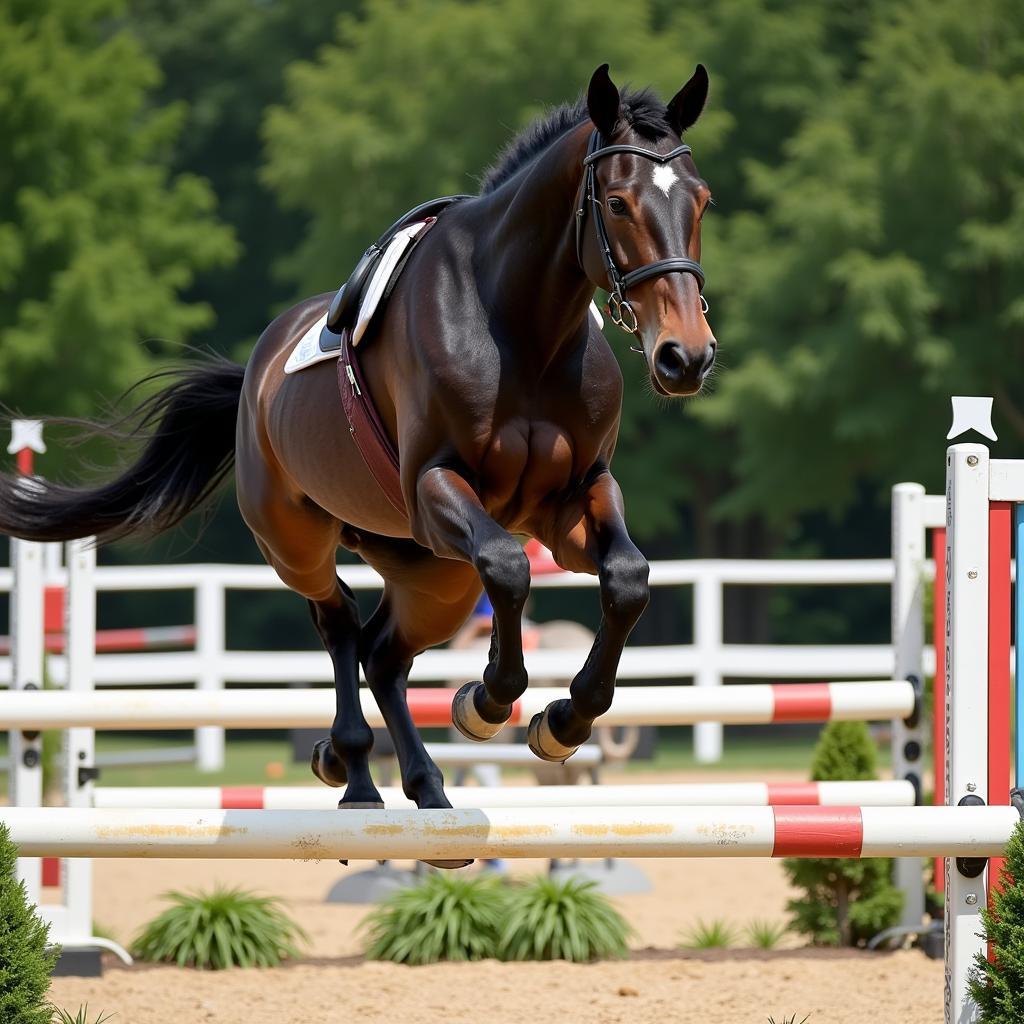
[{"xmin": 0, "ymin": 353, "xmax": 245, "ymax": 544}]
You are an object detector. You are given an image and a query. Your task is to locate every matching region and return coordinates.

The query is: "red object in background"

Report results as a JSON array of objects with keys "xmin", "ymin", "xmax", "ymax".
[
  {"xmin": 44, "ymin": 586, "xmax": 63, "ymax": 634},
  {"xmin": 932, "ymin": 525, "xmax": 946, "ymax": 894},
  {"xmin": 42, "ymin": 858, "xmax": 60, "ymax": 887},
  {"xmin": 524, "ymin": 538, "xmax": 561, "ymax": 575}
]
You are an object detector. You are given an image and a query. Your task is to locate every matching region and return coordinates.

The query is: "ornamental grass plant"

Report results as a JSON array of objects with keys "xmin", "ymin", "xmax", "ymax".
[
  {"xmin": 132, "ymin": 886, "xmax": 307, "ymax": 970},
  {"xmin": 50, "ymin": 1007, "xmax": 116, "ymax": 1024},
  {"xmin": 362, "ymin": 872, "xmax": 632, "ymax": 964},
  {"xmin": 361, "ymin": 872, "xmax": 506, "ymax": 965},
  {"xmin": 494, "ymin": 876, "xmax": 631, "ymax": 962}
]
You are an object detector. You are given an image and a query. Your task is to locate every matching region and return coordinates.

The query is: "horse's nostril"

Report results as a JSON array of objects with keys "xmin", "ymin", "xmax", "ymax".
[
  {"xmin": 702, "ymin": 342, "xmax": 717, "ymax": 374},
  {"xmin": 655, "ymin": 341, "xmax": 687, "ymax": 382}
]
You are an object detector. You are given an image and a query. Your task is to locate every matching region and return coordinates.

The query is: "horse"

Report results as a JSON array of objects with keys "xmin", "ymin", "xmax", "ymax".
[{"xmin": 0, "ymin": 64, "xmax": 715, "ymax": 855}]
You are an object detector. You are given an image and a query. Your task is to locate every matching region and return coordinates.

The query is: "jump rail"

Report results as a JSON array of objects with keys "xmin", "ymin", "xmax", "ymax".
[
  {"xmin": 0, "ymin": 680, "xmax": 916, "ymax": 730},
  {"xmin": 92, "ymin": 780, "xmax": 918, "ymax": 810},
  {"xmin": 2, "ymin": 805, "xmax": 1018, "ymax": 861}
]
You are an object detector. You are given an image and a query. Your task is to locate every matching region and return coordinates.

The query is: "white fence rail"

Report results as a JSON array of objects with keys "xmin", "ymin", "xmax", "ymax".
[{"xmin": 0, "ymin": 557, "xmax": 918, "ymax": 767}]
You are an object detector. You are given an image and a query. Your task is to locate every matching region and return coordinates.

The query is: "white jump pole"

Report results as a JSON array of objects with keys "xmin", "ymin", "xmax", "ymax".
[
  {"xmin": 0, "ymin": 680, "xmax": 917, "ymax": 731},
  {"xmin": 1, "ymin": 804, "xmax": 1017, "ymax": 861},
  {"xmin": 92, "ymin": 779, "xmax": 919, "ymax": 811},
  {"xmin": 944, "ymin": 439, "xmax": 994, "ymax": 1023}
]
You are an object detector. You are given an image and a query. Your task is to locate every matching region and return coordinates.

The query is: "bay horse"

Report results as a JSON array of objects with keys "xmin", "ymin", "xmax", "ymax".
[{"xmin": 0, "ymin": 65, "xmax": 715, "ymax": 850}]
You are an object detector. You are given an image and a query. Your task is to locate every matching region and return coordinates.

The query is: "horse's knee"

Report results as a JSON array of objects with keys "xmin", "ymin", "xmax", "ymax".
[
  {"xmin": 477, "ymin": 537, "xmax": 531, "ymax": 611},
  {"xmin": 330, "ymin": 719, "xmax": 373, "ymax": 759},
  {"xmin": 600, "ymin": 551, "xmax": 650, "ymax": 627}
]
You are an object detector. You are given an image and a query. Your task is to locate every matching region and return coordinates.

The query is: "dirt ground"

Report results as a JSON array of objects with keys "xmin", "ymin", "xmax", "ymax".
[{"xmin": 45, "ymin": 769, "xmax": 943, "ymax": 1024}]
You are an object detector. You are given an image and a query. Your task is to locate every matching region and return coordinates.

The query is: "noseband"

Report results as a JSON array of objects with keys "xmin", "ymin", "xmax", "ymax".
[{"xmin": 575, "ymin": 130, "xmax": 708, "ymax": 342}]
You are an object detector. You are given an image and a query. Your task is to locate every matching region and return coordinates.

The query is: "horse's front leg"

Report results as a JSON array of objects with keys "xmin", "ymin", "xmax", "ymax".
[
  {"xmin": 413, "ymin": 466, "xmax": 530, "ymax": 740},
  {"xmin": 529, "ymin": 471, "xmax": 650, "ymax": 761}
]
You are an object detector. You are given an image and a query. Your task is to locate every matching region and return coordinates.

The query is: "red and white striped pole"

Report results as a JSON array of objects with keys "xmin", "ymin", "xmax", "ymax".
[
  {"xmin": 92, "ymin": 779, "xmax": 919, "ymax": 811},
  {"xmin": 0, "ymin": 804, "xmax": 1017, "ymax": 861}
]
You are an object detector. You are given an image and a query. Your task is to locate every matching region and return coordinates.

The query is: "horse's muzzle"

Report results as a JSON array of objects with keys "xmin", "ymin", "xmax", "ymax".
[{"xmin": 652, "ymin": 339, "xmax": 716, "ymax": 396}]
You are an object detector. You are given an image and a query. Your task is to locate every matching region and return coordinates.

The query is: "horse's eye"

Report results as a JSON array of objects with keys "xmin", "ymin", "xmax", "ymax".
[{"xmin": 607, "ymin": 196, "xmax": 627, "ymax": 215}]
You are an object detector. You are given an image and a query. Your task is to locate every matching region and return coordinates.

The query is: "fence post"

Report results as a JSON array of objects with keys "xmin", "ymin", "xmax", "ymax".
[
  {"xmin": 9, "ymin": 536, "xmax": 44, "ymax": 900},
  {"xmin": 890, "ymin": 483, "xmax": 927, "ymax": 930},
  {"xmin": 195, "ymin": 577, "xmax": 225, "ymax": 772},
  {"xmin": 61, "ymin": 538, "xmax": 96, "ymax": 948},
  {"xmin": 693, "ymin": 569, "xmax": 723, "ymax": 763},
  {"xmin": 944, "ymin": 443, "xmax": 990, "ymax": 1024}
]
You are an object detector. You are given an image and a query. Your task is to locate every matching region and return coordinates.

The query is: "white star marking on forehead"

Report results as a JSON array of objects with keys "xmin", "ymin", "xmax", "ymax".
[{"xmin": 652, "ymin": 163, "xmax": 679, "ymax": 197}]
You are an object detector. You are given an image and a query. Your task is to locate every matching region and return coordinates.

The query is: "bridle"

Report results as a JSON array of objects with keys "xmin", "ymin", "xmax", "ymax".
[{"xmin": 575, "ymin": 129, "xmax": 708, "ymax": 347}]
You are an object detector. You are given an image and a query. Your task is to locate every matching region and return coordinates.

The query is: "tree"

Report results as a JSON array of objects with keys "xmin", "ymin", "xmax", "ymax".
[
  {"xmin": 694, "ymin": 0, "xmax": 1024, "ymax": 524},
  {"xmin": 783, "ymin": 721, "xmax": 904, "ymax": 945},
  {"xmin": 970, "ymin": 818, "xmax": 1024, "ymax": 1022},
  {"xmin": 0, "ymin": 0, "xmax": 237, "ymax": 431},
  {"xmin": 124, "ymin": 0, "xmax": 355, "ymax": 354},
  {"xmin": 0, "ymin": 823, "xmax": 58, "ymax": 1024}
]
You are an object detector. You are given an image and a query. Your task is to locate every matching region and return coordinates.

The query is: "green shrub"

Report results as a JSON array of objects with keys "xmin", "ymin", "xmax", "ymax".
[
  {"xmin": 746, "ymin": 919, "xmax": 788, "ymax": 949},
  {"xmin": 782, "ymin": 721, "xmax": 903, "ymax": 946},
  {"xmin": 362, "ymin": 873, "xmax": 632, "ymax": 965},
  {"xmin": 50, "ymin": 1006, "xmax": 115, "ymax": 1024},
  {"xmin": 0, "ymin": 823, "xmax": 59, "ymax": 1024},
  {"xmin": 680, "ymin": 918, "xmax": 736, "ymax": 949},
  {"xmin": 132, "ymin": 886, "xmax": 307, "ymax": 970},
  {"xmin": 970, "ymin": 818, "xmax": 1024, "ymax": 1022},
  {"xmin": 361, "ymin": 872, "xmax": 505, "ymax": 965},
  {"xmin": 495, "ymin": 876, "xmax": 631, "ymax": 962}
]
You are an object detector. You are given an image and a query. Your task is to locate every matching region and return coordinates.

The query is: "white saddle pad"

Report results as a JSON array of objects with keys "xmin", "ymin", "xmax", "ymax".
[{"xmin": 285, "ymin": 222, "xmax": 605, "ymax": 375}]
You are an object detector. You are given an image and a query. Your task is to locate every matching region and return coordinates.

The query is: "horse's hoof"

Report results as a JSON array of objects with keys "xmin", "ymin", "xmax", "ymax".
[
  {"xmin": 310, "ymin": 738, "xmax": 346, "ymax": 787},
  {"xmin": 527, "ymin": 709, "xmax": 579, "ymax": 763},
  {"xmin": 451, "ymin": 681, "xmax": 510, "ymax": 742}
]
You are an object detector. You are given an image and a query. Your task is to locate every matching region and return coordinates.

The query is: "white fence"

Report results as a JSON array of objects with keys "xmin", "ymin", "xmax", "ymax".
[{"xmin": 0, "ymin": 556, "xmax": 921, "ymax": 768}]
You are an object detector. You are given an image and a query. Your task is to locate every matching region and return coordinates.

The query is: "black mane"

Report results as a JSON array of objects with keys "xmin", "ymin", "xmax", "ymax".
[{"xmin": 479, "ymin": 88, "xmax": 674, "ymax": 195}]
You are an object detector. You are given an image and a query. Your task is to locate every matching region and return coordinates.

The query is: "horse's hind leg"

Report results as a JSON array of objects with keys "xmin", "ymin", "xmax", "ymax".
[
  {"xmin": 239, "ymin": 487, "xmax": 381, "ymax": 807},
  {"xmin": 351, "ymin": 533, "xmax": 483, "ymax": 809},
  {"xmin": 305, "ymin": 578, "xmax": 382, "ymax": 807}
]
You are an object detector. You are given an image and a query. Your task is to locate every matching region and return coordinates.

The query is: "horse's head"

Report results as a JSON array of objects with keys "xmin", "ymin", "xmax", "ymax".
[{"xmin": 578, "ymin": 64, "xmax": 715, "ymax": 397}]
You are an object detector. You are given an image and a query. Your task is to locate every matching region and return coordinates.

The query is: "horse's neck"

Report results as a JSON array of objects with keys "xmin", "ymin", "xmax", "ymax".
[{"xmin": 479, "ymin": 125, "xmax": 596, "ymax": 357}]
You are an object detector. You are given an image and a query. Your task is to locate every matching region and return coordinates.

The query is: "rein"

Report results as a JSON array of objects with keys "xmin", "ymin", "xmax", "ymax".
[{"xmin": 575, "ymin": 130, "xmax": 707, "ymax": 345}]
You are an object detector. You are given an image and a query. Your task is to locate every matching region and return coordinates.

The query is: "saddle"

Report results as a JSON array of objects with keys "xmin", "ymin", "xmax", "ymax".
[{"xmin": 317, "ymin": 195, "xmax": 473, "ymax": 354}]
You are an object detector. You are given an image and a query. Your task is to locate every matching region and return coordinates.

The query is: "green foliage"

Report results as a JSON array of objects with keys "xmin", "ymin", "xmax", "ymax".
[
  {"xmin": 970, "ymin": 819, "xmax": 1024, "ymax": 1022},
  {"xmin": 696, "ymin": 0, "xmax": 1024, "ymax": 523},
  {"xmin": 131, "ymin": 886, "xmax": 307, "ymax": 970},
  {"xmin": 123, "ymin": 0, "xmax": 351, "ymax": 353},
  {"xmin": 809, "ymin": 720, "xmax": 879, "ymax": 782},
  {"xmin": 783, "ymin": 721, "xmax": 903, "ymax": 945},
  {"xmin": 746, "ymin": 918, "xmax": 788, "ymax": 949},
  {"xmin": 495, "ymin": 876, "xmax": 632, "ymax": 962},
  {"xmin": 49, "ymin": 1006, "xmax": 115, "ymax": 1024},
  {"xmin": 362, "ymin": 873, "xmax": 631, "ymax": 965},
  {"xmin": 680, "ymin": 917, "xmax": 737, "ymax": 949},
  {"xmin": 360, "ymin": 872, "xmax": 506, "ymax": 965},
  {"xmin": 0, "ymin": 823, "xmax": 59, "ymax": 1024},
  {"xmin": 0, "ymin": 0, "xmax": 236, "ymax": 434}
]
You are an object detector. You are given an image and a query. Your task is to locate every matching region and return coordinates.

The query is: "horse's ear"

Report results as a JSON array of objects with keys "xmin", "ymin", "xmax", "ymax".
[
  {"xmin": 667, "ymin": 64, "xmax": 709, "ymax": 135},
  {"xmin": 587, "ymin": 64, "xmax": 621, "ymax": 138}
]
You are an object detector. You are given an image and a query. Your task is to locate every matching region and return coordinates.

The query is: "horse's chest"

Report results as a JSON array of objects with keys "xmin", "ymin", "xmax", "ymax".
[{"xmin": 478, "ymin": 419, "xmax": 581, "ymax": 514}]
